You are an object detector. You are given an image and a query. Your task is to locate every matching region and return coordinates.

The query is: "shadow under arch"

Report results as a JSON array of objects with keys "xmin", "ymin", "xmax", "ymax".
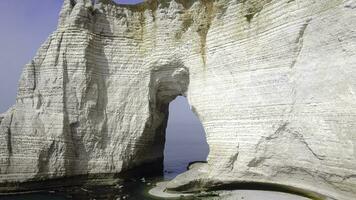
[{"xmin": 121, "ymin": 61, "xmax": 209, "ymax": 180}]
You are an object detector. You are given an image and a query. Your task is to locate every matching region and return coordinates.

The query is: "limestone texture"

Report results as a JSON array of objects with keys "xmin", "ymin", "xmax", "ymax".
[{"xmin": 0, "ymin": 0, "xmax": 356, "ymax": 199}]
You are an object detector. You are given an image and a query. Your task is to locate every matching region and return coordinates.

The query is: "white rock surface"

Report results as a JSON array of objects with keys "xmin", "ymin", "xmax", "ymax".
[
  {"xmin": 0, "ymin": 0, "xmax": 355, "ymax": 199},
  {"xmin": 206, "ymin": 190, "xmax": 312, "ymax": 200}
]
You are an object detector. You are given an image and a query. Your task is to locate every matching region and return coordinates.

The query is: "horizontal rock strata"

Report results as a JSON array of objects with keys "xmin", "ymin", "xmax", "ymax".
[{"xmin": 0, "ymin": 0, "xmax": 355, "ymax": 199}]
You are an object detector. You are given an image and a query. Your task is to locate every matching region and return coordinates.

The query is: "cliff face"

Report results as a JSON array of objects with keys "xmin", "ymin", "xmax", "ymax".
[{"xmin": 0, "ymin": 0, "xmax": 355, "ymax": 199}]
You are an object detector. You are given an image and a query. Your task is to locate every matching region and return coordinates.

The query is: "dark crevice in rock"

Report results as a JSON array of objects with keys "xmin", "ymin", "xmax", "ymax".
[
  {"xmin": 6, "ymin": 113, "xmax": 14, "ymax": 156},
  {"xmin": 69, "ymin": 122, "xmax": 80, "ymax": 158},
  {"xmin": 256, "ymin": 122, "xmax": 326, "ymax": 162},
  {"xmin": 197, "ymin": 0, "xmax": 214, "ymax": 67},
  {"xmin": 61, "ymin": 38, "xmax": 92, "ymax": 175},
  {"xmin": 175, "ymin": 11, "xmax": 194, "ymax": 40},
  {"xmin": 35, "ymin": 93, "xmax": 42, "ymax": 110},
  {"xmin": 174, "ymin": 0, "xmax": 234, "ymax": 66},
  {"xmin": 37, "ymin": 141, "xmax": 56, "ymax": 177},
  {"xmin": 289, "ymin": 129, "xmax": 325, "ymax": 160},
  {"xmin": 290, "ymin": 18, "xmax": 312, "ymax": 69},
  {"xmin": 343, "ymin": 174, "xmax": 356, "ymax": 181},
  {"xmin": 241, "ymin": 0, "xmax": 272, "ymax": 23},
  {"xmin": 253, "ymin": 122, "xmax": 289, "ymax": 151},
  {"xmin": 244, "ymin": 12, "xmax": 254, "ymax": 23},
  {"xmin": 2, "ymin": 111, "xmax": 14, "ymax": 174},
  {"xmin": 266, "ymin": 122, "xmax": 289, "ymax": 140},
  {"xmin": 147, "ymin": 0, "xmax": 160, "ymax": 15},
  {"xmin": 344, "ymin": 0, "xmax": 356, "ymax": 9},
  {"xmin": 54, "ymin": 33, "xmax": 65, "ymax": 67},
  {"xmin": 147, "ymin": 0, "xmax": 159, "ymax": 21},
  {"xmin": 31, "ymin": 61, "xmax": 37, "ymax": 91},
  {"xmin": 298, "ymin": 19, "xmax": 312, "ymax": 40},
  {"xmin": 138, "ymin": 12, "xmax": 146, "ymax": 41},
  {"xmin": 227, "ymin": 145, "xmax": 239, "ymax": 170},
  {"xmin": 247, "ymin": 156, "xmax": 270, "ymax": 168},
  {"xmin": 70, "ymin": 0, "xmax": 77, "ymax": 7},
  {"xmin": 62, "ymin": 43, "xmax": 76, "ymax": 176}
]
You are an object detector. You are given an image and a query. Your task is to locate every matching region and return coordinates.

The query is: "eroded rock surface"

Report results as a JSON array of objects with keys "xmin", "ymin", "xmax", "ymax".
[{"xmin": 0, "ymin": 0, "xmax": 355, "ymax": 199}]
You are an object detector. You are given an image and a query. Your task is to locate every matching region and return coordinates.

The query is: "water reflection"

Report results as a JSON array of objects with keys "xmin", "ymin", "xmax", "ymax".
[{"xmin": 1, "ymin": 177, "xmax": 159, "ymax": 200}]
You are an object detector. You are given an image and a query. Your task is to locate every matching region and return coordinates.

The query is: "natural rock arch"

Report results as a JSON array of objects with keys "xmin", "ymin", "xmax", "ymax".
[
  {"xmin": 0, "ymin": 0, "xmax": 355, "ymax": 200},
  {"xmin": 122, "ymin": 62, "xmax": 191, "ymax": 171}
]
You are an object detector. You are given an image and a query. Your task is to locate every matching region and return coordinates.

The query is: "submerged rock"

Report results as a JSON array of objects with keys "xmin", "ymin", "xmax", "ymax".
[{"xmin": 0, "ymin": 0, "xmax": 355, "ymax": 199}]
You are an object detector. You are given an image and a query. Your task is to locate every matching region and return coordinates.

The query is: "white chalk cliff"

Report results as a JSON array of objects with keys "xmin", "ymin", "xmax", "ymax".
[{"xmin": 0, "ymin": 0, "xmax": 355, "ymax": 199}]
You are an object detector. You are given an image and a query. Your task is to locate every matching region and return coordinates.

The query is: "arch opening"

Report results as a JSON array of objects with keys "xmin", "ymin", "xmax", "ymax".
[
  {"xmin": 163, "ymin": 96, "xmax": 209, "ymax": 180},
  {"xmin": 126, "ymin": 64, "xmax": 209, "ymax": 181}
]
